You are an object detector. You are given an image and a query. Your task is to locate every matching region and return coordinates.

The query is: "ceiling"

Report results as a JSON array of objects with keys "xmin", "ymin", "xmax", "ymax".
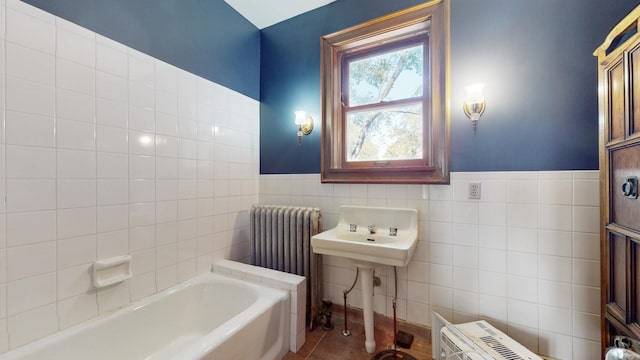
[{"xmin": 223, "ymin": 0, "xmax": 337, "ymax": 29}]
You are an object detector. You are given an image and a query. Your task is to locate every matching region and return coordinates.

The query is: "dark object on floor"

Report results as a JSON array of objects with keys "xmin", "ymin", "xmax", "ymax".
[
  {"xmin": 317, "ymin": 299, "xmax": 334, "ymax": 331},
  {"xmin": 371, "ymin": 349, "xmax": 417, "ymax": 360},
  {"xmin": 396, "ymin": 330, "xmax": 414, "ymax": 349}
]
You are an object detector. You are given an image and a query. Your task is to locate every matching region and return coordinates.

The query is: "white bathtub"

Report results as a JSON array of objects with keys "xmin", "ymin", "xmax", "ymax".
[{"xmin": 0, "ymin": 272, "xmax": 290, "ymax": 360}]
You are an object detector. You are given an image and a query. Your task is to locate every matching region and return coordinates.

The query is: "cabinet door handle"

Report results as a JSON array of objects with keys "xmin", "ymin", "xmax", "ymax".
[{"xmin": 622, "ymin": 176, "xmax": 639, "ymax": 199}]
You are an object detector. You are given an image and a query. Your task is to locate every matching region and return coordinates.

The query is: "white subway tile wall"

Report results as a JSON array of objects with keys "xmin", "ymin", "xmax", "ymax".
[
  {"xmin": 0, "ymin": 0, "xmax": 259, "ymax": 353},
  {"xmin": 259, "ymin": 170, "xmax": 601, "ymax": 360}
]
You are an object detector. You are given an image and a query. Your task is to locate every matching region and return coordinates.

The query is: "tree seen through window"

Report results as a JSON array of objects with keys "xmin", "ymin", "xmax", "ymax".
[{"xmin": 345, "ymin": 43, "xmax": 424, "ymax": 162}]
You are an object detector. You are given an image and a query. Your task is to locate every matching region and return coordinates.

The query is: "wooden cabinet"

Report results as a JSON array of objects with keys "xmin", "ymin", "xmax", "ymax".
[{"xmin": 595, "ymin": 5, "xmax": 640, "ymax": 355}]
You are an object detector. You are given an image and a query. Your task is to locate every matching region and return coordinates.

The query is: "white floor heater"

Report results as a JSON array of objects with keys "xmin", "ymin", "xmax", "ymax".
[{"xmin": 432, "ymin": 312, "xmax": 543, "ymax": 360}]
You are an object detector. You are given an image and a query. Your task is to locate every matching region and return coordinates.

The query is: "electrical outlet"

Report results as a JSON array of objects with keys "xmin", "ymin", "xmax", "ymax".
[{"xmin": 468, "ymin": 182, "xmax": 481, "ymax": 199}]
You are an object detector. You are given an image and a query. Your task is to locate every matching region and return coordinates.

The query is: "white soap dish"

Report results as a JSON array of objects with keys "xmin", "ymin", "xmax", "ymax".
[{"xmin": 92, "ymin": 255, "xmax": 132, "ymax": 289}]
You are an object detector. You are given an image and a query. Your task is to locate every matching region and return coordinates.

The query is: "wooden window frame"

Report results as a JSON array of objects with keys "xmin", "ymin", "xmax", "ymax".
[{"xmin": 320, "ymin": 0, "xmax": 449, "ymax": 184}]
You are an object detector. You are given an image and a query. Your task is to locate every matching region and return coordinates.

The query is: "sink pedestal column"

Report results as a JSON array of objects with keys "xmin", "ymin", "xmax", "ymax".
[{"xmin": 355, "ymin": 262, "xmax": 376, "ymax": 353}]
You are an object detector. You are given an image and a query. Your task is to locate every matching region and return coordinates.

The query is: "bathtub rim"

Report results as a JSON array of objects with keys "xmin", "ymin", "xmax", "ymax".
[{"xmin": 0, "ymin": 271, "xmax": 289, "ymax": 360}]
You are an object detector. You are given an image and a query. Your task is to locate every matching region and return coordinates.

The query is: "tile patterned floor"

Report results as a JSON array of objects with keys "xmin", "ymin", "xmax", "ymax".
[{"xmin": 283, "ymin": 306, "xmax": 433, "ymax": 360}]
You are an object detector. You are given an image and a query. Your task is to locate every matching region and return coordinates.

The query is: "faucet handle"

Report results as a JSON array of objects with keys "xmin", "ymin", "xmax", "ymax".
[
  {"xmin": 349, "ymin": 224, "xmax": 357, "ymax": 232},
  {"xmin": 367, "ymin": 225, "xmax": 376, "ymax": 234}
]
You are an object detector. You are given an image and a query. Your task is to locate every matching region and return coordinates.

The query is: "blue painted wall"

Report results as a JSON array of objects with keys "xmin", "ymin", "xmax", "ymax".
[
  {"xmin": 24, "ymin": 0, "xmax": 261, "ymax": 100},
  {"xmin": 260, "ymin": 0, "xmax": 639, "ymax": 173}
]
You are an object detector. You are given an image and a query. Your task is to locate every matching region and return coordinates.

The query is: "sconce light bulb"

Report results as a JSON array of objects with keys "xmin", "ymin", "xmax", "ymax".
[
  {"xmin": 295, "ymin": 111, "xmax": 307, "ymax": 126},
  {"xmin": 464, "ymin": 83, "xmax": 485, "ymax": 103},
  {"xmin": 293, "ymin": 110, "xmax": 314, "ymax": 145},
  {"xmin": 463, "ymin": 83, "xmax": 486, "ymax": 135}
]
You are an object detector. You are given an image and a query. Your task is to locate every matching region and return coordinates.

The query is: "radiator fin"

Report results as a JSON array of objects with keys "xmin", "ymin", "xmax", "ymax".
[{"xmin": 250, "ymin": 204, "xmax": 322, "ymax": 325}]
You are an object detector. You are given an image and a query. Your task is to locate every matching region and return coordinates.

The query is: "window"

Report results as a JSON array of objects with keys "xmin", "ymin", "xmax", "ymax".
[
  {"xmin": 344, "ymin": 39, "xmax": 427, "ymax": 164},
  {"xmin": 320, "ymin": 1, "xmax": 449, "ymax": 184}
]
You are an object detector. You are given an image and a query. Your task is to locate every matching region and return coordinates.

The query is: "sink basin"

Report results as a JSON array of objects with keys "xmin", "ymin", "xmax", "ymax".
[
  {"xmin": 312, "ymin": 206, "xmax": 419, "ymax": 353},
  {"xmin": 311, "ymin": 205, "xmax": 418, "ymax": 267}
]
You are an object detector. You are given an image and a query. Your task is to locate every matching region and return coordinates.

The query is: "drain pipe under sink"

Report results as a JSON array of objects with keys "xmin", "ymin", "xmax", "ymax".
[
  {"xmin": 342, "ymin": 267, "xmax": 359, "ymax": 336},
  {"xmin": 392, "ymin": 266, "xmax": 398, "ymax": 348}
]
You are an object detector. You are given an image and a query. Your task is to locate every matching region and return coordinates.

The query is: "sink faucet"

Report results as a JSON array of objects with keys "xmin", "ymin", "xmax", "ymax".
[{"xmin": 367, "ymin": 225, "xmax": 376, "ymax": 234}]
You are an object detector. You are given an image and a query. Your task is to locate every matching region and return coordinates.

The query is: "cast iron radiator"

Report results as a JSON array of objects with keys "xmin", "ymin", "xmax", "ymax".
[{"xmin": 249, "ymin": 204, "xmax": 322, "ymax": 327}]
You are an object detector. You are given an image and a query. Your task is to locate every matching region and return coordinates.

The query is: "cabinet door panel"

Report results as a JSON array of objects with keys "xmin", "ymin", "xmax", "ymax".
[
  {"xmin": 634, "ymin": 239, "xmax": 640, "ymax": 324},
  {"xmin": 610, "ymin": 231, "xmax": 628, "ymax": 321},
  {"xmin": 631, "ymin": 46, "xmax": 640, "ymax": 136},
  {"xmin": 611, "ymin": 146, "xmax": 640, "ymax": 231},
  {"xmin": 609, "ymin": 60, "xmax": 625, "ymax": 142}
]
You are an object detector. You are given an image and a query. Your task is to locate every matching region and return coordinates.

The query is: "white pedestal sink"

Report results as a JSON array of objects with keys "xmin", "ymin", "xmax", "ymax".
[{"xmin": 311, "ymin": 206, "xmax": 418, "ymax": 353}]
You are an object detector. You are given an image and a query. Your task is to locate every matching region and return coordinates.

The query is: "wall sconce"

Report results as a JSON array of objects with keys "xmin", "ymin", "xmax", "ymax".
[
  {"xmin": 294, "ymin": 111, "xmax": 314, "ymax": 145},
  {"xmin": 463, "ymin": 83, "xmax": 486, "ymax": 134}
]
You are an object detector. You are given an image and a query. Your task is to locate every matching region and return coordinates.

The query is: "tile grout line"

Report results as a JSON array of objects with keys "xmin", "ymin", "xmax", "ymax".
[{"xmin": 304, "ymin": 330, "xmax": 327, "ymax": 360}]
